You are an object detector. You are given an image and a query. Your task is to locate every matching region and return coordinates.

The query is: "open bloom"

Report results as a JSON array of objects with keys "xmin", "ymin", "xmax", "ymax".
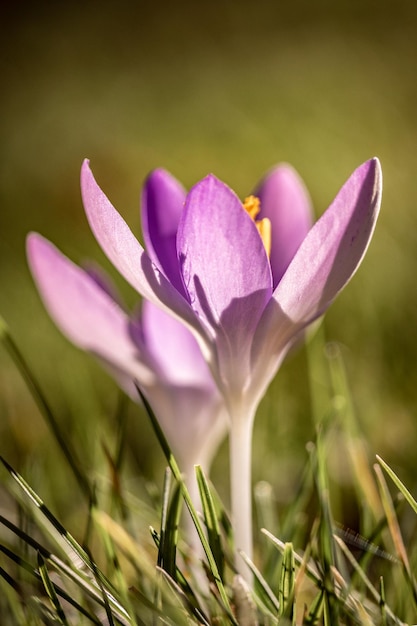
[
  {"xmin": 74, "ymin": 157, "xmax": 382, "ymax": 570},
  {"xmin": 26, "ymin": 235, "xmax": 228, "ymax": 484},
  {"xmin": 78, "ymin": 159, "xmax": 381, "ymax": 417}
]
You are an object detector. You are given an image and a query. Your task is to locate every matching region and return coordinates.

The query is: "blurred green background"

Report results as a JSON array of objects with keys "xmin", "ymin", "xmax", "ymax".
[{"xmin": 1, "ymin": 0, "xmax": 417, "ymax": 527}]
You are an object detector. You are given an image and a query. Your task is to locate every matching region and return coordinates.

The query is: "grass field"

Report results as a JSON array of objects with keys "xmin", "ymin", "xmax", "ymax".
[{"xmin": 2, "ymin": 2, "xmax": 417, "ymax": 622}]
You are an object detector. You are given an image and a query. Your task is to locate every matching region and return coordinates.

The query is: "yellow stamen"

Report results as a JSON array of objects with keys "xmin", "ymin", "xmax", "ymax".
[
  {"xmin": 243, "ymin": 195, "xmax": 271, "ymax": 258},
  {"xmin": 256, "ymin": 218, "xmax": 271, "ymax": 258},
  {"xmin": 243, "ymin": 195, "xmax": 261, "ymax": 220}
]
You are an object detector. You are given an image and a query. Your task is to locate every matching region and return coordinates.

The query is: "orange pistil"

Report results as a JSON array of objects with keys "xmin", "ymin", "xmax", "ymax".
[{"xmin": 243, "ymin": 195, "xmax": 271, "ymax": 258}]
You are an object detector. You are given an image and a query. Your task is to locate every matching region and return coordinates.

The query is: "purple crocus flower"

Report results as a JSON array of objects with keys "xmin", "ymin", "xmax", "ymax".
[
  {"xmin": 28, "ymin": 157, "xmax": 382, "ymax": 578},
  {"xmin": 26, "ymin": 235, "xmax": 228, "ymax": 495},
  {"xmin": 78, "ymin": 159, "xmax": 381, "ymax": 410}
]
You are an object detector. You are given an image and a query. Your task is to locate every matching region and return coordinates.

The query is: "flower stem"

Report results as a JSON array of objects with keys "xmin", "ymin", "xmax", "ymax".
[{"xmin": 229, "ymin": 408, "xmax": 255, "ymax": 583}]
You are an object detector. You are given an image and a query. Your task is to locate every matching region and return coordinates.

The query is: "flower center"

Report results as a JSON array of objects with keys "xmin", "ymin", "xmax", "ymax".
[{"xmin": 243, "ymin": 195, "xmax": 271, "ymax": 258}]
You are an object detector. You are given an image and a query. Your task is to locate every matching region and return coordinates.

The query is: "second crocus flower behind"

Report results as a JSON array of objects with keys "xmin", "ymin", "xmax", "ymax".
[{"xmin": 26, "ymin": 235, "xmax": 228, "ymax": 517}]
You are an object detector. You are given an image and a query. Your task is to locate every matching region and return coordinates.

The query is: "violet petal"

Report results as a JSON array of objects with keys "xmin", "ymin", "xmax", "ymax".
[
  {"xmin": 26, "ymin": 233, "xmax": 155, "ymax": 385},
  {"xmin": 177, "ymin": 174, "xmax": 272, "ymax": 387},
  {"xmin": 141, "ymin": 168, "xmax": 187, "ymax": 296},
  {"xmin": 141, "ymin": 300, "xmax": 216, "ymax": 388},
  {"xmin": 256, "ymin": 164, "xmax": 313, "ymax": 288},
  {"xmin": 250, "ymin": 158, "xmax": 382, "ymax": 400},
  {"xmin": 274, "ymin": 157, "xmax": 382, "ymax": 324},
  {"xmin": 81, "ymin": 160, "xmax": 206, "ymax": 342}
]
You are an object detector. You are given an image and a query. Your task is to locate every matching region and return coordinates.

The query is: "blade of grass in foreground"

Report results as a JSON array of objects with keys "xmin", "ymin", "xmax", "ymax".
[
  {"xmin": 1, "ymin": 456, "xmax": 98, "ymax": 573},
  {"xmin": 0, "ymin": 317, "xmax": 94, "ymax": 503},
  {"xmin": 0, "ymin": 543, "xmax": 102, "ymax": 624},
  {"xmin": 0, "ymin": 456, "xmax": 132, "ymax": 625},
  {"xmin": 261, "ymin": 530, "xmax": 322, "ymax": 588},
  {"xmin": 92, "ymin": 512, "xmax": 147, "ymax": 626},
  {"xmin": 380, "ymin": 576, "xmax": 388, "ymax": 626},
  {"xmin": 153, "ymin": 466, "xmax": 172, "ymax": 618},
  {"xmin": 278, "ymin": 542, "xmax": 295, "ymax": 622},
  {"xmin": 37, "ymin": 551, "xmax": 70, "ymax": 626},
  {"xmin": 157, "ymin": 567, "xmax": 211, "ymax": 626},
  {"xmin": 0, "ymin": 564, "xmax": 29, "ymax": 625},
  {"xmin": 377, "ymin": 455, "xmax": 417, "ymax": 516},
  {"xmin": 158, "ymin": 473, "xmax": 182, "ymax": 580},
  {"xmin": 238, "ymin": 548, "xmax": 279, "ymax": 616},
  {"xmin": 374, "ymin": 462, "xmax": 417, "ymax": 609},
  {"xmin": 195, "ymin": 465, "xmax": 224, "ymax": 580},
  {"xmin": 310, "ymin": 430, "xmax": 340, "ymax": 625},
  {"xmin": 333, "ymin": 535, "xmax": 402, "ymax": 625},
  {"xmin": 135, "ymin": 384, "xmax": 237, "ymax": 625},
  {"xmin": 150, "ymin": 530, "xmax": 211, "ymax": 625}
]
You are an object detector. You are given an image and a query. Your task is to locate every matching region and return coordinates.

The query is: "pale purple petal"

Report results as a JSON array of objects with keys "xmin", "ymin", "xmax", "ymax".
[
  {"xmin": 143, "ymin": 383, "xmax": 228, "ymax": 470},
  {"xmin": 83, "ymin": 261, "xmax": 125, "ymax": 307},
  {"xmin": 249, "ymin": 299, "xmax": 305, "ymax": 407},
  {"xmin": 250, "ymin": 158, "xmax": 382, "ymax": 398},
  {"xmin": 274, "ymin": 158, "xmax": 382, "ymax": 323},
  {"xmin": 255, "ymin": 164, "xmax": 313, "ymax": 288},
  {"xmin": 80, "ymin": 160, "xmax": 206, "ymax": 343},
  {"xmin": 87, "ymin": 348, "xmax": 227, "ymax": 472},
  {"xmin": 177, "ymin": 175, "xmax": 272, "ymax": 386},
  {"xmin": 26, "ymin": 233, "xmax": 155, "ymax": 385},
  {"xmin": 141, "ymin": 169, "xmax": 187, "ymax": 296},
  {"xmin": 140, "ymin": 300, "xmax": 215, "ymax": 387}
]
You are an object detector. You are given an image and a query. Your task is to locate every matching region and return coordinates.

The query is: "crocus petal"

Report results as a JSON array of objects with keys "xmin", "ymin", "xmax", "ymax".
[
  {"xmin": 140, "ymin": 300, "xmax": 216, "ymax": 388},
  {"xmin": 128, "ymin": 301, "xmax": 228, "ymax": 471},
  {"xmin": 141, "ymin": 169, "xmax": 187, "ymax": 296},
  {"xmin": 250, "ymin": 158, "xmax": 382, "ymax": 398},
  {"xmin": 26, "ymin": 233, "xmax": 155, "ymax": 386},
  {"xmin": 83, "ymin": 261, "xmax": 125, "ymax": 307},
  {"xmin": 177, "ymin": 175, "xmax": 272, "ymax": 389},
  {"xmin": 274, "ymin": 157, "xmax": 382, "ymax": 323},
  {"xmin": 255, "ymin": 164, "xmax": 313, "ymax": 288},
  {"xmin": 144, "ymin": 383, "xmax": 227, "ymax": 469},
  {"xmin": 80, "ymin": 160, "xmax": 207, "ymax": 347}
]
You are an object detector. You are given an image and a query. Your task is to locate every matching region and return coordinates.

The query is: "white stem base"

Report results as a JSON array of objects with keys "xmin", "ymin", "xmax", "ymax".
[{"xmin": 229, "ymin": 409, "xmax": 255, "ymax": 583}]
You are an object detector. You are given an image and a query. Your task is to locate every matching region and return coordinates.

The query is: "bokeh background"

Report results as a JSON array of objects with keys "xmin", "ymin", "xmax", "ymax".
[{"xmin": 1, "ymin": 0, "xmax": 417, "ymax": 530}]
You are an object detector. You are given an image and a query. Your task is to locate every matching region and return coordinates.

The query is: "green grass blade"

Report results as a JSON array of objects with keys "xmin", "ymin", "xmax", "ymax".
[
  {"xmin": 84, "ymin": 545, "xmax": 118, "ymax": 626},
  {"xmin": 1, "ymin": 457, "xmax": 132, "ymax": 624},
  {"xmin": 380, "ymin": 576, "xmax": 387, "ymax": 626},
  {"xmin": 0, "ymin": 543, "xmax": 102, "ymax": 624},
  {"xmin": 150, "ymin": 528, "xmax": 212, "ymax": 625},
  {"xmin": 312, "ymin": 430, "xmax": 340, "ymax": 623},
  {"xmin": 135, "ymin": 385, "xmax": 237, "ymax": 625},
  {"xmin": 195, "ymin": 464, "xmax": 224, "ymax": 580},
  {"xmin": 377, "ymin": 455, "xmax": 417, "ymax": 516},
  {"xmin": 0, "ymin": 563, "xmax": 21, "ymax": 593},
  {"xmin": 153, "ymin": 467, "xmax": 172, "ymax": 620},
  {"xmin": 157, "ymin": 567, "xmax": 211, "ymax": 626},
  {"xmin": 278, "ymin": 542, "xmax": 295, "ymax": 622},
  {"xmin": 208, "ymin": 482, "xmax": 233, "ymax": 549},
  {"xmin": 37, "ymin": 551, "xmax": 70, "ymax": 626},
  {"xmin": 157, "ymin": 468, "xmax": 172, "ymax": 569},
  {"xmin": 304, "ymin": 589, "xmax": 324, "ymax": 625},
  {"xmin": 0, "ymin": 318, "xmax": 94, "ymax": 503},
  {"xmin": 261, "ymin": 530, "xmax": 321, "ymax": 586},
  {"xmin": 0, "ymin": 565, "xmax": 29, "ymax": 625},
  {"xmin": 238, "ymin": 549, "xmax": 280, "ymax": 616},
  {"xmin": 160, "ymin": 480, "xmax": 182, "ymax": 579},
  {"xmin": 1, "ymin": 455, "xmax": 96, "ymax": 570},
  {"xmin": 374, "ymin": 462, "xmax": 417, "ymax": 609},
  {"xmin": 333, "ymin": 535, "xmax": 402, "ymax": 625}
]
